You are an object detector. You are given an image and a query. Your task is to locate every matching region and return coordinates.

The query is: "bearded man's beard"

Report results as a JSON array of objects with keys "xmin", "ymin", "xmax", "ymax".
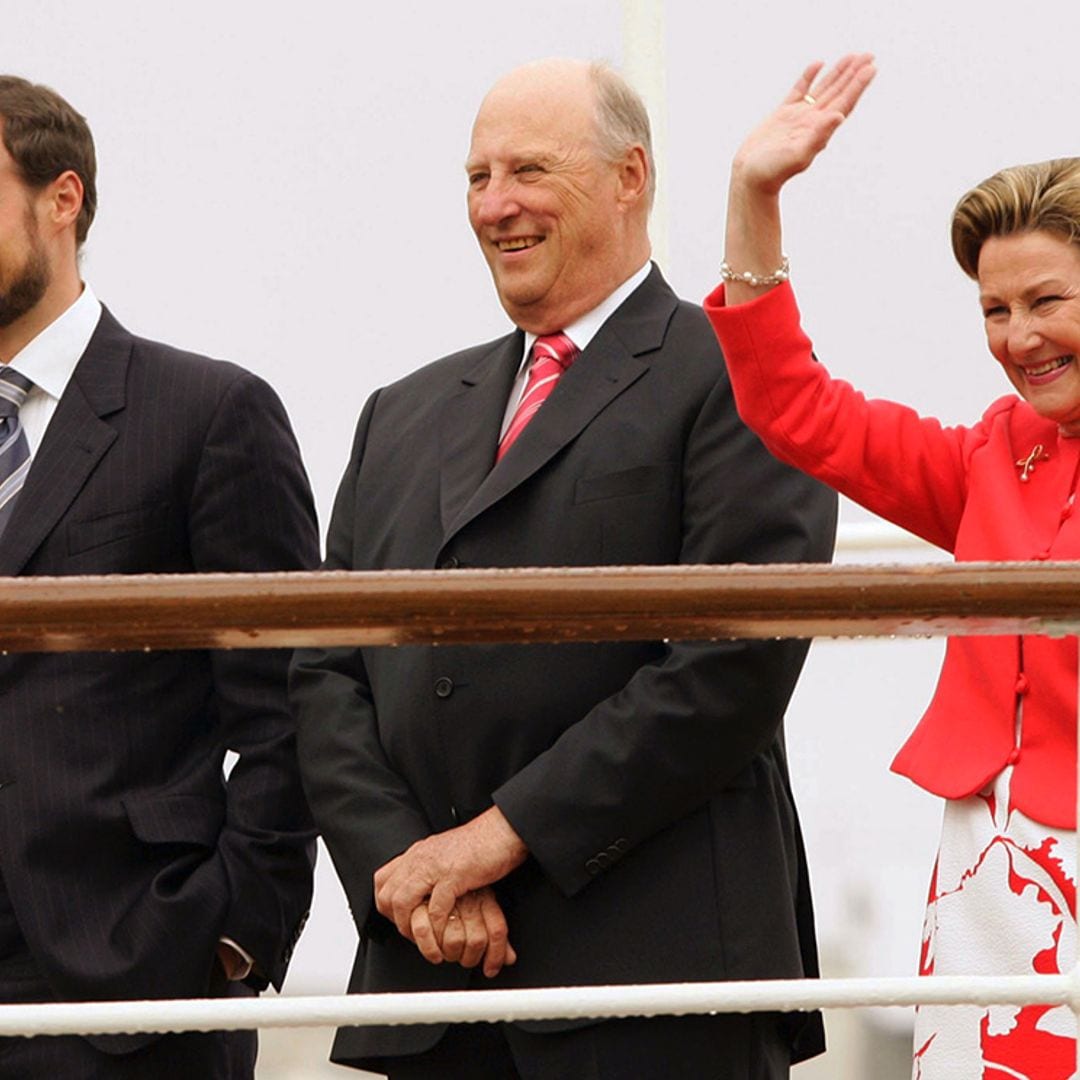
[{"xmin": 0, "ymin": 213, "xmax": 50, "ymax": 329}]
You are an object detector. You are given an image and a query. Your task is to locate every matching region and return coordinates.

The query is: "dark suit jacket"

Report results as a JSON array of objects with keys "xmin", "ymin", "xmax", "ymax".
[
  {"xmin": 290, "ymin": 267, "xmax": 837, "ymax": 1066},
  {"xmin": 0, "ymin": 307, "xmax": 318, "ymax": 1051}
]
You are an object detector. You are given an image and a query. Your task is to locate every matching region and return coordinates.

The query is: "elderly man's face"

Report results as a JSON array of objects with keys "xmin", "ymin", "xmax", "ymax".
[{"xmin": 466, "ymin": 68, "xmax": 637, "ymax": 334}]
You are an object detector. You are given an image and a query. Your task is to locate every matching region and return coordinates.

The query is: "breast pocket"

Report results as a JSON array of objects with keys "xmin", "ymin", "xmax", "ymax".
[
  {"xmin": 574, "ymin": 464, "xmax": 681, "ymax": 564},
  {"xmin": 67, "ymin": 504, "xmax": 174, "ymax": 556},
  {"xmin": 574, "ymin": 463, "xmax": 677, "ymax": 504}
]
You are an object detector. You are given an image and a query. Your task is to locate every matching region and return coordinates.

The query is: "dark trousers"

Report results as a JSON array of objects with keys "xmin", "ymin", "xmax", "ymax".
[
  {"xmin": 374, "ymin": 1012, "xmax": 791, "ymax": 1080},
  {"xmin": 0, "ymin": 948, "xmax": 257, "ymax": 1080}
]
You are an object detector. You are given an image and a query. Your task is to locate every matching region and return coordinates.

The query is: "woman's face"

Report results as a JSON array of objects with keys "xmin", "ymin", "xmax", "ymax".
[{"xmin": 979, "ymin": 229, "xmax": 1080, "ymax": 434}]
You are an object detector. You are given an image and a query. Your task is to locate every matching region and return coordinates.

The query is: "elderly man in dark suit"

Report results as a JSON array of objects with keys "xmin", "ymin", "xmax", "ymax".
[
  {"xmin": 0, "ymin": 76, "xmax": 317, "ymax": 1077},
  {"xmin": 290, "ymin": 58, "xmax": 836, "ymax": 1080}
]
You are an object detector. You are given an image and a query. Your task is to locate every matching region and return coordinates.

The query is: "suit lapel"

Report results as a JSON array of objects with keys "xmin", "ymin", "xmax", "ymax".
[
  {"xmin": 0, "ymin": 308, "xmax": 128, "ymax": 575},
  {"xmin": 439, "ymin": 331, "xmax": 523, "ymax": 535},
  {"xmin": 442, "ymin": 265, "xmax": 677, "ymax": 545}
]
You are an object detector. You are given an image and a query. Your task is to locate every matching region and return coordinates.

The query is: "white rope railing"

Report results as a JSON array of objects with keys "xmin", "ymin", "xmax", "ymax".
[{"xmin": 3, "ymin": 975, "xmax": 1079, "ymax": 1038}]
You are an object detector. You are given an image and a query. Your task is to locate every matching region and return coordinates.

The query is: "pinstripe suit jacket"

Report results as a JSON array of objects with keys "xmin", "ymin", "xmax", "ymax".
[{"xmin": 0, "ymin": 306, "xmax": 318, "ymax": 1051}]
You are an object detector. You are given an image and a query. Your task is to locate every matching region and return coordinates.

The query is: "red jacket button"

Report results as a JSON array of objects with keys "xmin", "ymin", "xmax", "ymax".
[
  {"xmin": 1006, "ymin": 747, "xmax": 1021, "ymax": 766},
  {"xmin": 1015, "ymin": 674, "xmax": 1030, "ymax": 695}
]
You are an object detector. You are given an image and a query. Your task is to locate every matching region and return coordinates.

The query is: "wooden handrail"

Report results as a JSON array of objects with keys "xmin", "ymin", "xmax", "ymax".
[{"xmin": 1, "ymin": 562, "xmax": 1079, "ymax": 652}]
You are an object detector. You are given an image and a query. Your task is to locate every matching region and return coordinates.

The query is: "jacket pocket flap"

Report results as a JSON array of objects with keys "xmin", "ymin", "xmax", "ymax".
[
  {"xmin": 574, "ymin": 464, "xmax": 676, "ymax": 504},
  {"xmin": 123, "ymin": 794, "xmax": 224, "ymax": 847},
  {"xmin": 68, "ymin": 503, "xmax": 173, "ymax": 556}
]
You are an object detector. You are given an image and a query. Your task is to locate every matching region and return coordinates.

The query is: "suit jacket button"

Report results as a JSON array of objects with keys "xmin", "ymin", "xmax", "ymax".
[
  {"xmin": 594, "ymin": 852, "xmax": 612, "ymax": 870},
  {"xmin": 434, "ymin": 677, "xmax": 454, "ymax": 699},
  {"xmin": 585, "ymin": 858, "xmax": 602, "ymax": 876},
  {"xmin": 613, "ymin": 838, "xmax": 630, "ymax": 853},
  {"xmin": 440, "ymin": 555, "xmax": 460, "ymax": 570}
]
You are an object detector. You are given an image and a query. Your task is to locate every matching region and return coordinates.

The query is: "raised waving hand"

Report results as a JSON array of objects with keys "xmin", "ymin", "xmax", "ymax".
[{"xmin": 724, "ymin": 54, "xmax": 876, "ymax": 305}]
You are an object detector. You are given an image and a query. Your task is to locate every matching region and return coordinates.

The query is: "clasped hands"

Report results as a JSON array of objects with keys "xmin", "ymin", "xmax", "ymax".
[{"xmin": 373, "ymin": 806, "xmax": 529, "ymax": 978}]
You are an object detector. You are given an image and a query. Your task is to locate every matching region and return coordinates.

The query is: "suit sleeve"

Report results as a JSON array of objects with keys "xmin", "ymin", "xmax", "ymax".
[
  {"xmin": 492, "ymin": 326, "xmax": 839, "ymax": 897},
  {"xmin": 289, "ymin": 391, "xmax": 434, "ymax": 935},
  {"xmin": 187, "ymin": 370, "xmax": 319, "ymax": 989}
]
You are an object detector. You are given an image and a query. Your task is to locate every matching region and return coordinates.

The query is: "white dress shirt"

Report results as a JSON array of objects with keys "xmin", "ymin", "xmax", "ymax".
[
  {"xmin": 499, "ymin": 261, "xmax": 652, "ymax": 439},
  {"xmin": 2, "ymin": 283, "xmax": 102, "ymax": 456}
]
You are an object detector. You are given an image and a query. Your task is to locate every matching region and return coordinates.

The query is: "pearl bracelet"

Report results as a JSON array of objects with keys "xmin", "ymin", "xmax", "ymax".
[{"xmin": 719, "ymin": 254, "xmax": 790, "ymax": 288}]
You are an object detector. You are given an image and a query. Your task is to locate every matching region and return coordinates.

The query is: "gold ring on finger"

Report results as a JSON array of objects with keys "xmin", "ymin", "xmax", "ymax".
[{"xmin": 803, "ymin": 93, "xmax": 816, "ymax": 105}]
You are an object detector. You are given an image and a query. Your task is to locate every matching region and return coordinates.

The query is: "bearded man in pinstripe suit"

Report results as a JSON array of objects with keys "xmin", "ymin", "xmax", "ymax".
[{"xmin": 0, "ymin": 75, "xmax": 318, "ymax": 1078}]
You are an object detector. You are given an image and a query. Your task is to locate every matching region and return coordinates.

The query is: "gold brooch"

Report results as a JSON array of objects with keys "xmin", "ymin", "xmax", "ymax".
[{"xmin": 1016, "ymin": 443, "xmax": 1050, "ymax": 482}]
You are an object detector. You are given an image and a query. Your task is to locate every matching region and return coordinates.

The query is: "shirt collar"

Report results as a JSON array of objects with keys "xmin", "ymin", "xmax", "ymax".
[
  {"xmin": 5, "ymin": 283, "xmax": 103, "ymax": 399},
  {"xmin": 521, "ymin": 260, "xmax": 652, "ymax": 367}
]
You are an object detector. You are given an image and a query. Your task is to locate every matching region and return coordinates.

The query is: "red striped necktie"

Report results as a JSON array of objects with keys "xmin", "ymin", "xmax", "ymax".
[{"xmin": 496, "ymin": 332, "xmax": 579, "ymax": 463}]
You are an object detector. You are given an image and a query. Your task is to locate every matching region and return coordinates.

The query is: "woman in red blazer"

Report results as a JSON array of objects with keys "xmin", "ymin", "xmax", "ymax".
[{"xmin": 704, "ymin": 54, "xmax": 1080, "ymax": 1079}]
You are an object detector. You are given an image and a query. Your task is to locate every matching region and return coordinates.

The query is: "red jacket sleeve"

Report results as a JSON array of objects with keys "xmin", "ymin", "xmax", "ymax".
[{"xmin": 703, "ymin": 281, "xmax": 991, "ymax": 553}]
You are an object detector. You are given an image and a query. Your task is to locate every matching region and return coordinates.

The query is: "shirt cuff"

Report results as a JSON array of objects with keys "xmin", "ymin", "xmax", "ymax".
[{"xmin": 217, "ymin": 937, "xmax": 255, "ymax": 981}]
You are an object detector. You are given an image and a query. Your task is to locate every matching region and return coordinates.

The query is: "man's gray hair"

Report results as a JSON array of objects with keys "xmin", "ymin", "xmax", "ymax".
[{"xmin": 588, "ymin": 61, "xmax": 656, "ymax": 210}]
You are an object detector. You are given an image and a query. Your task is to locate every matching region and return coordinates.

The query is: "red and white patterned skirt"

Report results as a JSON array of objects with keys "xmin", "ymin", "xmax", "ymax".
[{"xmin": 913, "ymin": 764, "xmax": 1076, "ymax": 1079}]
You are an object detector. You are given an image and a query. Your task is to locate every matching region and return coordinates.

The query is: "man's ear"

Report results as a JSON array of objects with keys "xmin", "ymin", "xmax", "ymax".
[
  {"xmin": 615, "ymin": 144, "xmax": 649, "ymax": 210},
  {"xmin": 44, "ymin": 169, "xmax": 84, "ymax": 234}
]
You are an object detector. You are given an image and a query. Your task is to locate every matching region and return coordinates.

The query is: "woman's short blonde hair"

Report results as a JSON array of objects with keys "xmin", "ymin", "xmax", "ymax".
[{"xmin": 951, "ymin": 158, "xmax": 1080, "ymax": 278}]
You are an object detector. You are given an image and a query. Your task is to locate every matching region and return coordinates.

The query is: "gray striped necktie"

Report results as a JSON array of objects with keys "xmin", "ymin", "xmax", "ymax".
[{"xmin": 0, "ymin": 367, "xmax": 32, "ymax": 539}]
